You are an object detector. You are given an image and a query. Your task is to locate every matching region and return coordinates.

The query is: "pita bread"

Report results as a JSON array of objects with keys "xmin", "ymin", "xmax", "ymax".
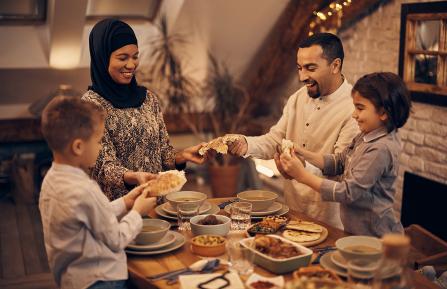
[
  {"xmin": 142, "ymin": 170, "xmax": 186, "ymax": 196},
  {"xmin": 282, "ymin": 229, "xmax": 321, "ymax": 242},
  {"xmin": 286, "ymin": 220, "xmax": 323, "ymax": 233},
  {"xmin": 198, "ymin": 134, "xmax": 242, "ymax": 156},
  {"xmin": 281, "ymin": 139, "xmax": 294, "ymax": 157}
]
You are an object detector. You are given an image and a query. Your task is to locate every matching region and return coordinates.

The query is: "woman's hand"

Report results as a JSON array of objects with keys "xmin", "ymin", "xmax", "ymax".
[
  {"xmin": 123, "ymin": 183, "xmax": 146, "ymax": 210},
  {"xmin": 124, "ymin": 171, "xmax": 157, "ymax": 186},
  {"xmin": 176, "ymin": 143, "xmax": 207, "ymax": 165}
]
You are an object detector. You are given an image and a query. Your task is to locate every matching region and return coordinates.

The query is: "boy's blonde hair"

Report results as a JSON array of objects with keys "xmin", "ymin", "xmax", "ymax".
[{"xmin": 41, "ymin": 96, "xmax": 105, "ymax": 152}]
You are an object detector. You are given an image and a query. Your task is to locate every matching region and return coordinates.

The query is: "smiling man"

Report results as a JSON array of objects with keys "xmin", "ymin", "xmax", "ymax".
[{"xmin": 229, "ymin": 33, "xmax": 359, "ymax": 229}]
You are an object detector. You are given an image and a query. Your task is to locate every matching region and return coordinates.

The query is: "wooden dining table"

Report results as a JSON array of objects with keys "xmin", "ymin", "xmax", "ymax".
[{"xmin": 127, "ymin": 198, "xmax": 439, "ymax": 289}]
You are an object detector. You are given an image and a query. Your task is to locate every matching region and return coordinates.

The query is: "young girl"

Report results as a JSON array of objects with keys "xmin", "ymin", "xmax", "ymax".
[{"xmin": 278, "ymin": 72, "xmax": 411, "ymax": 237}]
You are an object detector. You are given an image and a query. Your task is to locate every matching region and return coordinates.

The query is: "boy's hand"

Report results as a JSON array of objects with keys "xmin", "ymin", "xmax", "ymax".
[
  {"xmin": 123, "ymin": 184, "xmax": 146, "ymax": 210},
  {"xmin": 279, "ymin": 150, "xmax": 306, "ymax": 181},
  {"xmin": 132, "ymin": 191, "xmax": 156, "ymax": 216},
  {"xmin": 228, "ymin": 136, "xmax": 248, "ymax": 156}
]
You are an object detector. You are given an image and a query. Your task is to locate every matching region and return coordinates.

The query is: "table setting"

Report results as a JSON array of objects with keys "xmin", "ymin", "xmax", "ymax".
[{"xmin": 126, "ymin": 193, "xmax": 436, "ymax": 289}]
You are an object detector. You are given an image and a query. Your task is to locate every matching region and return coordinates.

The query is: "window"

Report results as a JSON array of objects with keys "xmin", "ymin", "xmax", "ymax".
[{"xmin": 399, "ymin": 2, "xmax": 447, "ymax": 106}]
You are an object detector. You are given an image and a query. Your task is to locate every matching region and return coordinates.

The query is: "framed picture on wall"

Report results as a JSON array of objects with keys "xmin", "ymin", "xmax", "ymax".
[{"xmin": 398, "ymin": 1, "xmax": 447, "ymax": 106}]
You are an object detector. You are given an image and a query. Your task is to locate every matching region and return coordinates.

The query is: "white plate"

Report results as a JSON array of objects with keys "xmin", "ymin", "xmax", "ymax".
[
  {"xmin": 125, "ymin": 231, "xmax": 185, "ymax": 256},
  {"xmin": 162, "ymin": 201, "xmax": 212, "ymax": 216},
  {"xmin": 155, "ymin": 203, "xmax": 220, "ymax": 220},
  {"xmin": 320, "ymin": 251, "xmax": 398, "ymax": 278},
  {"xmin": 251, "ymin": 202, "xmax": 282, "ymax": 216},
  {"xmin": 224, "ymin": 203, "xmax": 289, "ymax": 219},
  {"xmin": 330, "ymin": 250, "xmax": 348, "ymax": 269},
  {"xmin": 127, "ymin": 231, "xmax": 176, "ymax": 251}
]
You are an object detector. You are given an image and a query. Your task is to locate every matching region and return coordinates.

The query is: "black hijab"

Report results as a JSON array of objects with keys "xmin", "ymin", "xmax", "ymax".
[{"xmin": 89, "ymin": 18, "xmax": 146, "ymax": 108}]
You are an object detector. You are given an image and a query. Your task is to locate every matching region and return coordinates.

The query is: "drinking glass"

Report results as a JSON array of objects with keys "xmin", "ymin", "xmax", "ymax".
[
  {"xmin": 347, "ymin": 258, "xmax": 379, "ymax": 289},
  {"xmin": 226, "ymin": 238, "xmax": 255, "ymax": 277},
  {"xmin": 230, "ymin": 202, "xmax": 252, "ymax": 230},
  {"xmin": 177, "ymin": 203, "xmax": 199, "ymax": 231}
]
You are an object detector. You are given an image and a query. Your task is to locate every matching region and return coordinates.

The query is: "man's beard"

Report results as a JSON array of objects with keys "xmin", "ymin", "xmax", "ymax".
[{"xmin": 305, "ymin": 81, "xmax": 321, "ymax": 98}]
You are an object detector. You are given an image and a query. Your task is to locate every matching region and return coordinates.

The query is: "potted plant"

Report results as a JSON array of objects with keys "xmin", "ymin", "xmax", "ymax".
[
  {"xmin": 202, "ymin": 53, "xmax": 250, "ymax": 197},
  {"xmin": 138, "ymin": 16, "xmax": 250, "ymax": 197}
]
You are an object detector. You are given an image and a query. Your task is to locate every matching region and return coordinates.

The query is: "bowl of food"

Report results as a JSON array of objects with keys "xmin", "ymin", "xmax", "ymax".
[
  {"xmin": 190, "ymin": 214, "xmax": 231, "ymax": 236},
  {"xmin": 165, "ymin": 191, "xmax": 207, "ymax": 211},
  {"xmin": 241, "ymin": 234, "xmax": 313, "ymax": 274},
  {"xmin": 135, "ymin": 219, "xmax": 170, "ymax": 245},
  {"xmin": 191, "ymin": 235, "xmax": 227, "ymax": 257},
  {"xmin": 335, "ymin": 236, "xmax": 382, "ymax": 262},
  {"xmin": 237, "ymin": 190, "xmax": 278, "ymax": 211}
]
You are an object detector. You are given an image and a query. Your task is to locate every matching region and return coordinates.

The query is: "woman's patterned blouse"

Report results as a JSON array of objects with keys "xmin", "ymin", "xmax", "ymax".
[{"xmin": 82, "ymin": 90, "xmax": 176, "ymax": 200}]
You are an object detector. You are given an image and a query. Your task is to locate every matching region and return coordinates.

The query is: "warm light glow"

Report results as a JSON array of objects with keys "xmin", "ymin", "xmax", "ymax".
[
  {"xmin": 343, "ymin": 1, "xmax": 349, "ymax": 6},
  {"xmin": 316, "ymin": 12, "xmax": 327, "ymax": 20},
  {"xmin": 49, "ymin": 45, "xmax": 81, "ymax": 69},
  {"xmin": 308, "ymin": 31, "xmax": 314, "ymax": 36},
  {"xmin": 329, "ymin": 2, "xmax": 336, "ymax": 9},
  {"xmin": 328, "ymin": 11, "xmax": 333, "ymax": 16},
  {"xmin": 309, "ymin": 21, "xmax": 316, "ymax": 28},
  {"xmin": 335, "ymin": 3, "xmax": 343, "ymax": 10}
]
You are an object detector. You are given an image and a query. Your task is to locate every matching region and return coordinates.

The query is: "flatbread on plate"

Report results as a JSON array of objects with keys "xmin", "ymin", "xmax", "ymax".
[
  {"xmin": 286, "ymin": 220, "xmax": 323, "ymax": 233},
  {"xmin": 282, "ymin": 229, "xmax": 321, "ymax": 242}
]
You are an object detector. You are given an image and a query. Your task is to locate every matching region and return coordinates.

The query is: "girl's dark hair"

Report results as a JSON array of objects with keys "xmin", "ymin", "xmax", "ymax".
[{"xmin": 353, "ymin": 72, "xmax": 412, "ymax": 132}]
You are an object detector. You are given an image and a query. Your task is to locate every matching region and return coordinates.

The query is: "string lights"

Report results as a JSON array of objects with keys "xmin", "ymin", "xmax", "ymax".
[{"xmin": 308, "ymin": 0, "xmax": 353, "ymax": 36}]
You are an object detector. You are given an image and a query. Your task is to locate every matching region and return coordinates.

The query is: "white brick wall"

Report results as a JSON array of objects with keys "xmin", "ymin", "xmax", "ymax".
[{"xmin": 339, "ymin": 0, "xmax": 447, "ymax": 215}]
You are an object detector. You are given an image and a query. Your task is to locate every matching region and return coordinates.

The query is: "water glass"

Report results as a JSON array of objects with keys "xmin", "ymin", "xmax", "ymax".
[
  {"xmin": 226, "ymin": 238, "xmax": 255, "ymax": 276},
  {"xmin": 177, "ymin": 203, "xmax": 199, "ymax": 231},
  {"xmin": 347, "ymin": 258, "xmax": 379, "ymax": 289},
  {"xmin": 230, "ymin": 202, "xmax": 252, "ymax": 230}
]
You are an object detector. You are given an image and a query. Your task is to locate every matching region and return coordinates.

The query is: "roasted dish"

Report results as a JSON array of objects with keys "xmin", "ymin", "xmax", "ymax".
[{"xmin": 254, "ymin": 235, "xmax": 303, "ymax": 259}]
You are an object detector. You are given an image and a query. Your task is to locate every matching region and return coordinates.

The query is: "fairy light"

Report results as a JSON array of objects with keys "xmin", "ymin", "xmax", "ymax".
[{"xmin": 308, "ymin": 0, "xmax": 354, "ymax": 36}]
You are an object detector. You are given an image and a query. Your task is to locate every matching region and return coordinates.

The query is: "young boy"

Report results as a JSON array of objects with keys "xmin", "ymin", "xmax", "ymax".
[{"xmin": 39, "ymin": 96, "xmax": 155, "ymax": 289}]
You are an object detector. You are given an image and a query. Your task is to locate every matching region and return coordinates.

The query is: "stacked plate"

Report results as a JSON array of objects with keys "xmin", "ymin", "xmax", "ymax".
[
  {"xmin": 155, "ymin": 201, "xmax": 220, "ymax": 221},
  {"xmin": 320, "ymin": 250, "xmax": 397, "ymax": 278},
  {"xmin": 125, "ymin": 231, "xmax": 185, "ymax": 255},
  {"xmin": 223, "ymin": 201, "xmax": 289, "ymax": 219}
]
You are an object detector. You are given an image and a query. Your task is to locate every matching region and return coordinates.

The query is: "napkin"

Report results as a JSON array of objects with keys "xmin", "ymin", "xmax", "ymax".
[
  {"xmin": 246, "ymin": 273, "xmax": 285, "ymax": 289},
  {"xmin": 179, "ymin": 271, "xmax": 244, "ymax": 289}
]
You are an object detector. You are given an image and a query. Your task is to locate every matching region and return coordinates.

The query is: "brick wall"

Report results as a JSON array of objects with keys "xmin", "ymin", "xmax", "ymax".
[{"xmin": 339, "ymin": 0, "xmax": 447, "ymax": 215}]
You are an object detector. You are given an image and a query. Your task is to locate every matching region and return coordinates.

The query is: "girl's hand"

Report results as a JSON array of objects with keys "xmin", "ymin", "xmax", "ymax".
[
  {"xmin": 132, "ymin": 191, "xmax": 157, "ymax": 216},
  {"xmin": 274, "ymin": 153, "xmax": 293, "ymax": 180},
  {"xmin": 279, "ymin": 150, "xmax": 306, "ymax": 181}
]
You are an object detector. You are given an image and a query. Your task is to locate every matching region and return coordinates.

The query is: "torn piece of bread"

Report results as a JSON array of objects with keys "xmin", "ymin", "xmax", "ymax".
[
  {"xmin": 142, "ymin": 170, "xmax": 187, "ymax": 196},
  {"xmin": 198, "ymin": 134, "xmax": 242, "ymax": 156},
  {"xmin": 281, "ymin": 139, "xmax": 294, "ymax": 157}
]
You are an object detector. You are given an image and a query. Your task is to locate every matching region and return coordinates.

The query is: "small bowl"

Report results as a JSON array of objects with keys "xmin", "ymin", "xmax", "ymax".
[
  {"xmin": 335, "ymin": 236, "xmax": 382, "ymax": 262},
  {"xmin": 237, "ymin": 190, "xmax": 278, "ymax": 211},
  {"xmin": 191, "ymin": 235, "xmax": 227, "ymax": 257},
  {"xmin": 165, "ymin": 191, "xmax": 207, "ymax": 211},
  {"xmin": 135, "ymin": 219, "xmax": 170, "ymax": 245},
  {"xmin": 190, "ymin": 215, "xmax": 231, "ymax": 236}
]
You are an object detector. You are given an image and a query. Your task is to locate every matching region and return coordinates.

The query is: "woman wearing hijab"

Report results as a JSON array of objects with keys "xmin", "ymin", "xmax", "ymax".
[{"xmin": 82, "ymin": 18, "xmax": 205, "ymax": 200}]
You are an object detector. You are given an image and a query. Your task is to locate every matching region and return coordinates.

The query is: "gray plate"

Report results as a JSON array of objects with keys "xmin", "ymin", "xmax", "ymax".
[
  {"xmin": 320, "ymin": 251, "xmax": 398, "ymax": 278},
  {"xmin": 127, "ymin": 231, "xmax": 176, "ymax": 251},
  {"xmin": 125, "ymin": 231, "xmax": 185, "ymax": 256},
  {"xmin": 155, "ymin": 203, "xmax": 220, "ymax": 220},
  {"xmin": 224, "ymin": 203, "xmax": 289, "ymax": 220}
]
